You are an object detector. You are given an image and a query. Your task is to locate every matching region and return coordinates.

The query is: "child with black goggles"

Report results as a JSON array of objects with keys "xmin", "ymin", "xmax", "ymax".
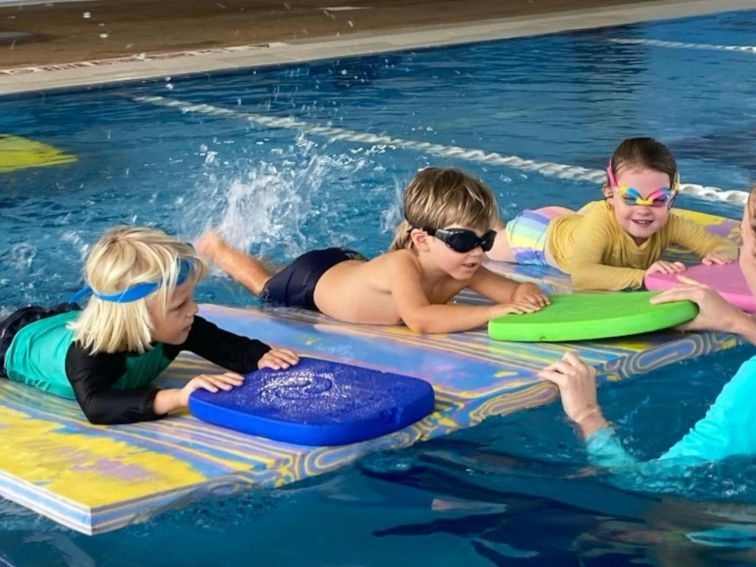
[
  {"xmin": 198, "ymin": 167, "xmax": 549, "ymax": 334},
  {"xmin": 421, "ymin": 227, "xmax": 497, "ymax": 254},
  {"xmin": 487, "ymin": 137, "xmax": 737, "ymax": 290}
]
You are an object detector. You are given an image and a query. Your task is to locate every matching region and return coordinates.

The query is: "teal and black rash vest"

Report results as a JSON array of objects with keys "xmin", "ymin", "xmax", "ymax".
[{"xmin": 3, "ymin": 311, "xmax": 270, "ymax": 424}]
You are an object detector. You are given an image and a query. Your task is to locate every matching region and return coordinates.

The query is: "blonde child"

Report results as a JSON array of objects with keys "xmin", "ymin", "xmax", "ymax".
[
  {"xmin": 0, "ymin": 227, "xmax": 298, "ymax": 425},
  {"xmin": 198, "ymin": 167, "xmax": 549, "ymax": 334},
  {"xmin": 487, "ymin": 137, "xmax": 738, "ymax": 290}
]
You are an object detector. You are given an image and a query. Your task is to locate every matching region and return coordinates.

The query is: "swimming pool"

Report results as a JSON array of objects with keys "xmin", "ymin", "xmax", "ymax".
[{"xmin": 1, "ymin": 8, "xmax": 755, "ymax": 565}]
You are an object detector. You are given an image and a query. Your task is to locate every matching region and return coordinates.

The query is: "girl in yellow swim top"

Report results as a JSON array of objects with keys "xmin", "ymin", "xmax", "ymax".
[{"xmin": 487, "ymin": 137, "xmax": 738, "ymax": 290}]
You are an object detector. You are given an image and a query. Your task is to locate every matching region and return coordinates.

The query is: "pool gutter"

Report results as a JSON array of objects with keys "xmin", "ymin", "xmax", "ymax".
[{"xmin": 1, "ymin": 0, "xmax": 755, "ymax": 95}]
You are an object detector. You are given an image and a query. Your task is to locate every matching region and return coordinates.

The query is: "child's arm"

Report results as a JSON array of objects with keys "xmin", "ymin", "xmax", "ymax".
[
  {"xmin": 558, "ymin": 204, "xmax": 660, "ymax": 290},
  {"xmin": 65, "ymin": 319, "xmax": 299, "ymax": 425},
  {"xmin": 570, "ymin": 259, "xmax": 647, "ymax": 290},
  {"xmin": 668, "ymin": 214, "xmax": 738, "ymax": 264},
  {"xmin": 66, "ymin": 349, "xmax": 165, "ymax": 424},
  {"xmin": 153, "ymin": 348, "xmax": 299, "ymax": 415},
  {"xmin": 153, "ymin": 372, "xmax": 244, "ymax": 415},
  {"xmin": 389, "ymin": 255, "xmax": 543, "ymax": 334},
  {"xmin": 466, "ymin": 266, "xmax": 549, "ymax": 307},
  {"xmin": 568, "ymin": 222, "xmax": 647, "ymax": 290},
  {"xmin": 174, "ymin": 316, "xmax": 298, "ymax": 373}
]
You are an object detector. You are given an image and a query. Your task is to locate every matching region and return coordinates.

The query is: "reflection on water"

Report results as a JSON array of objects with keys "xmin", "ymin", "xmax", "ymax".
[{"xmin": 2, "ymin": 350, "xmax": 756, "ymax": 565}]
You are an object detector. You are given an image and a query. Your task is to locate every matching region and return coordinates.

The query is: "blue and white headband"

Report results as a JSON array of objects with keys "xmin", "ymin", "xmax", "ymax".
[{"xmin": 69, "ymin": 259, "xmax": 195, "ymax": 304}]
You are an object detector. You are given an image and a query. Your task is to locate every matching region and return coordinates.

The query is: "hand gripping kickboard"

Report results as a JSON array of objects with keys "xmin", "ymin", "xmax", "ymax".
[
  {"xmin": 488, "ymin": 291, "xmax": 698, "ymax": 342},
  {"xmin": 189, "ymin": 357, "xmax": 435, "ymax": 446},
  {"xmin": 646, "ymin": 262, "xmax": 755, "ymax": 313}
]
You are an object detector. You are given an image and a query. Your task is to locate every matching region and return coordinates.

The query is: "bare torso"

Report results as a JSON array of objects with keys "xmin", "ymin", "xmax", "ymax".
[{"xmin": 313, "ymin": 250, "xmax": 467, "ymax": 324}]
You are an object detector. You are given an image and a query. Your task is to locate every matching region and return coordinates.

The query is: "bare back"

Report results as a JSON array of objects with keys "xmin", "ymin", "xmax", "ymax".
[{"xmin": 313, "ymin": 249, "xmax": 467, "ymax": 325}]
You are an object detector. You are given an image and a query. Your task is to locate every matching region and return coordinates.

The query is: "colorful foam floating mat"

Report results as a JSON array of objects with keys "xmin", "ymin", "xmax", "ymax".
[{"xmin": 0, "ymin": 208, "xmax": 742, "ymax": 535}]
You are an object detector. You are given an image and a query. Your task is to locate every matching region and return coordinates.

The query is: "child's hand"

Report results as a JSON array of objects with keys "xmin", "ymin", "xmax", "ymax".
[
  {"xmin": 513, "ymin": 282, "xmax": 550, "ymax": 307},
  {"xmin": 491, "ymin": 300, "xmax": 543, "ymax": 318},
  {"xmin": 180, "ymin": 371, "xmax": 245, "ymax": 406},
  {"xmin": 645, "ymin": 260, "xmax": 686, "ymax": 276},
  {"xmin": 537, "ymin": 352, "xmax": 608, "ymax": 438},
  {"xmin": 258, "ymin": 348, "xmax": 300, "ymax": 370},
  {"xmin": 702, "ymin": 251, "xmax": 735, "ymax": 265}
]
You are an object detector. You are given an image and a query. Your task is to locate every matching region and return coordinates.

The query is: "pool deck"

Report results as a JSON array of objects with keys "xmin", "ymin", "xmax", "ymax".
[{"xmin": 1, "ymin": 0, "xmax": 755, "ymax": 94}]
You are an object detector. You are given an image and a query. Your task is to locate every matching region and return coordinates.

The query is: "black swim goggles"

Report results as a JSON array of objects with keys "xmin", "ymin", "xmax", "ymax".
[{"xmin": 423, "ymin": 227, "xmax": 497, "ymax": 253}]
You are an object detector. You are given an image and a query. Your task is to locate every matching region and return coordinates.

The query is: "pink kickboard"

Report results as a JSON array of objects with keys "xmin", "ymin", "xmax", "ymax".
[{"xmin": 645, "ymin": 262, "xmax": 755, "ymax": 313}]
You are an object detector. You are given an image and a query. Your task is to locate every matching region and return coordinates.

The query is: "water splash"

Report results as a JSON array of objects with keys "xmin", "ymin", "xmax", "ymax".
[
  {"xmin": 4, "ymin": 243, "xmax": 37, "ymax": 274},
  {"xmin": 379, "ymin": 176, "xmax": 405, "ymax": 237},
  {"xmin": 181, "ymin": 135, "xmax": 373, "ymax": 262},
  {"xmin": 59, "ymin": 231, "xmax": 90, "ymax": 262}
]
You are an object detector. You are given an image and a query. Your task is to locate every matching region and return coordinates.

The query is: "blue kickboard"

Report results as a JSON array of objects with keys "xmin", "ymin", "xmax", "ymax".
[{"xmin": 189, "ymin": 357, "xmax": 436, "ymax": 446}]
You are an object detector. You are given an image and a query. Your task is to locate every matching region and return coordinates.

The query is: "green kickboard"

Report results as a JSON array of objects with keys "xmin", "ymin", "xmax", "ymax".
[{"xmin": 488, "ymin": 291, "xmax": 698, "ymax": 342}]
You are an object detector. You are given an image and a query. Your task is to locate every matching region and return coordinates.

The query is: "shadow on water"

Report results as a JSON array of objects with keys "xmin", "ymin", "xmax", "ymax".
[
  {"xmin": 355, "ymin": 346, "xmax": 756, "ymax": 565},
  {"xmin": 361, "ymin": 441, "xmax": 756, "ymax": 566}
]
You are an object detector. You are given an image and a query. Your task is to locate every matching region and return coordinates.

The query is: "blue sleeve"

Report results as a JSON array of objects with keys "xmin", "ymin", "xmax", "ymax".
[
  {"xmin": 660, "ymin": 354, "xmax": 756, "ymax": 463},
  {"xmin": 585, "ymin": 427, "xmax": 639, "ymax": 468}
]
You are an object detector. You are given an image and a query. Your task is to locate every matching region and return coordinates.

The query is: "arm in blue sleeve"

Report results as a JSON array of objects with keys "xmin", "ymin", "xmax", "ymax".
[
  {"xmin": 585, "ymin": 427, "xmax": 639, "ymax": 468},
  {"xmin": 660, "ymin": 354, "xmax": 756, "ymax": 463}
]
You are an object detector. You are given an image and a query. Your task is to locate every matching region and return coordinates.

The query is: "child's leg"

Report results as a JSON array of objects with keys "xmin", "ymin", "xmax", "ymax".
[
  {"xmin": 487, "ymin": 220, "xmax": 516, "ymax": 262},
  {"xmin": 492, "ymin": 206, "xmax": 574, "ymax": 265},
  {"xmin": 196, "ymin": 230, "xmax": 272, "ymax": 296}
]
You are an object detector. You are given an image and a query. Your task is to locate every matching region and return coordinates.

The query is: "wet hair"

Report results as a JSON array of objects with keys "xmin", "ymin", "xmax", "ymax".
[
  {"xmin": 69, "ymin": 226, "xmax": 207, "ymax": 354},
  {"xmin": 607, "ymin": 137, "xmax": 678, "ymax": 188},
  {"xmin": 389, "ymin": 167, "xmax": 500, "ymax": 250}
]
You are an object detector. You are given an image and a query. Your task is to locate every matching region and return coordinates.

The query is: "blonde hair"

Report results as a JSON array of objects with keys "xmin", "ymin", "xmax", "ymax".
[
  {"xmin": 69, "ymin": 226, "xmax": 207, "ymax": 354},
  {"xmin": 390, "ymin": 167, "xmax": 500, "ymax": 250}
]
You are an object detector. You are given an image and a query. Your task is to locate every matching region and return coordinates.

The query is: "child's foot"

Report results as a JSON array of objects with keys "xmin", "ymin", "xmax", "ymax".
[{"xmin": 195, "ymin": 229, "xmax": 226, "ymax": 264}]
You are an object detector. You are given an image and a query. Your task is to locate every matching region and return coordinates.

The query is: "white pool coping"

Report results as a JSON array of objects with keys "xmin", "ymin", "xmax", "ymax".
[{"xmin": 1, "ymin": 0, "xmax": 755, "ymax": 95}]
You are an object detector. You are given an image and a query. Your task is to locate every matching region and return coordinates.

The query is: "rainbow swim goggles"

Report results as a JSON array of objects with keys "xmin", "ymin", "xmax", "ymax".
[
  {"xmin": 606, "ymin": 163, "xmax": 679, "ymax": 208},
  {"xmin": 69, "ymin": 258, "xmax": 195, "ymax": 304}
]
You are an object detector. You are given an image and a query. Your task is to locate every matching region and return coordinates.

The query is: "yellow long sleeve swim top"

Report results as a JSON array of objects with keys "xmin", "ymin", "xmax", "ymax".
[{"xmin": 546, "ymin": 200, "xmax": 738, "ymax": 290}]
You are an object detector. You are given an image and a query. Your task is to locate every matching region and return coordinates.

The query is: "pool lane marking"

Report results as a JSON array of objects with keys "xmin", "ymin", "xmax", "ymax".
[
  {"xmin": 129, "ymin": 94, "xmax": 749, "ymax": 205},
  {"xmin": 610, "ymin": 38, "xmax": 756, "ymax": 54}
]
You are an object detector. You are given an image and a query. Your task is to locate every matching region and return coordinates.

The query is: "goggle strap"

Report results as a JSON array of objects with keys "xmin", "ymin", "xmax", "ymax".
[
  {"xmin": 606, "ymin": 161, "xmax": 619, "ymax": 188},
  {"xmin": 67, "ymin": 259, "xmax": 194, "ymax": 305},
  {"xmin": 608, "ymin": 160, "xmax": 681, "ymax": 194}
]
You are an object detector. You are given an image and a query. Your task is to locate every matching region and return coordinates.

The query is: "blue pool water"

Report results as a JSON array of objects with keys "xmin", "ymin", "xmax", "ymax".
[{"xmin": 2, "ymin": 9, "xmax": 756, "ymax": 565}]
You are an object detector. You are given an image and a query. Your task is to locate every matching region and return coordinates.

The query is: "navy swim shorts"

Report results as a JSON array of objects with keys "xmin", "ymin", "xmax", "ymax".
[{"xmin": 261, "ymin": 248, "xmax": 366, "ymax": 312}]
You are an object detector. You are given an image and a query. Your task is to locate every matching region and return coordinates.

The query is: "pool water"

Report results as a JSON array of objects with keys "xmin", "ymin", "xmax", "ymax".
[{"xmin": 1, "ymin": 9, "xmax": 756, "ymax": 565}]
